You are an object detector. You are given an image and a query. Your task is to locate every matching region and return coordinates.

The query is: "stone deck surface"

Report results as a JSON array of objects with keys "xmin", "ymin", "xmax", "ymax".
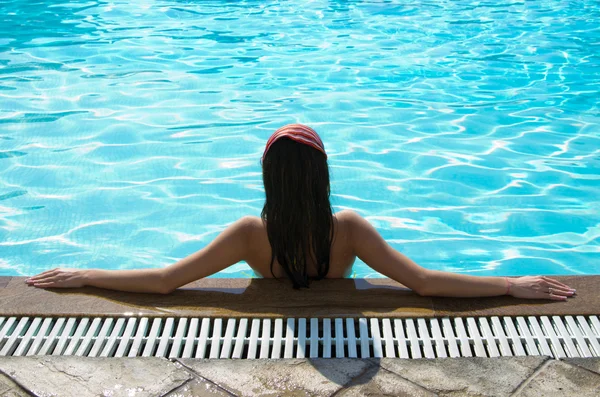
[
  {"xmin": 1, "ymin": 276, "xmax": 598, "ymax": 318},
  {"xmin": 1, "ymin": 275, "xmax": 598, "ymax": 396},
  {"xmin": 0, "ymin": 356, "xmax": 599, "ymax": 396}
]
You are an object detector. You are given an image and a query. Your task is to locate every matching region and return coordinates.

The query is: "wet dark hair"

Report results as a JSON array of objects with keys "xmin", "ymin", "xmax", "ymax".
[{"xmin": 261, "ymin": 138, "xmax": 334, "ymax": 288}]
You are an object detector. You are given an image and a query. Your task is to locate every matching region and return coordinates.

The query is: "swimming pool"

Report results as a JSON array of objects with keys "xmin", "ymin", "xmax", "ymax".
[{"xmin": 1, "ymin": 0, "xmax": 598, "ymax": 278}]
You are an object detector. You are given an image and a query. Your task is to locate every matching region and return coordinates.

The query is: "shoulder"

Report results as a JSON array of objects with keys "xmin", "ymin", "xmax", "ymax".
[
  {"xmin": 235, "ymin": 215, "xmax": 263, "ymax": 234},
  {"xmin": 238, "ymin": 215, "xmax": 262, "ymax": 226},
  {"xmin": 335, "ymin": 209, "xmax": 361, "ymax": 219},
  {"xmin": 333, "ymin": 210, "xmax": 367, "ymax": 240},
  {"xmin": 221, "ymin": 216, "xmax": 263, "ymax": 242},
  {"xmin": 235, "ymin": 216, "xmax": 268, "ymax": 267},
  {"xmin": 334, "ymin": 210, "xmax": 381, "ymax": 243},
  {"xmin": 223, "ymin": 216, "xmax": 265, "ymax": 256},
  {"xmin": 335, "ymin": 209, "xmax": 365, "ymax": 227},
  {"xmin": 234, "ymin": 216, "xmax": 265, "ymax": 242}
]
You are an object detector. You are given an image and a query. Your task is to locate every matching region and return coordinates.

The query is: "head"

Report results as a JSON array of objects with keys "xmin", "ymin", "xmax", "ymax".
[{"xmin": 261, "ymin": 124, "xmax": 334, "ymax": 288}]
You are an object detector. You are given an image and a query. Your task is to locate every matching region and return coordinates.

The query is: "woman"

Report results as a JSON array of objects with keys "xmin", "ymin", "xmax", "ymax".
[{"xmin": 27, "ymin": 124, "xmax": 575, "ymax": 301}]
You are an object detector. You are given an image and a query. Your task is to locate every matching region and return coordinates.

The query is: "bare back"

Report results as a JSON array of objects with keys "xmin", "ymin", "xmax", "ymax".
[
  {"xmin": 245, "ymin": 210, "xmax": 357, "ymax": 278},
  {"xmin": 150, "ymin": 209, "xmax": 429, "ymax": 294}
]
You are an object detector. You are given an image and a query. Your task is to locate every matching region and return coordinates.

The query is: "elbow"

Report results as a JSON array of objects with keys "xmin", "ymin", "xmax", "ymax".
[
  {"xmin": 158, "ymin": 284, "xmax": 175, "ymax": 295},
  {"xmin": 158, "ymin": 277, "xmax": 177, "ymax": 294},
  {"xmin": 412, "ymin": 272, "xmax": 432, "ymax": 297},
  {"xmin": 157, "ymin": 270, "xmax": 176, "ymax": 294},
  {"xmin": 413, "ymin": 284, "xmax": 431, "ymax": 297}
]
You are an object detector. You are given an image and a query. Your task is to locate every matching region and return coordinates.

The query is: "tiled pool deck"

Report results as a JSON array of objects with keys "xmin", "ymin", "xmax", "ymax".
[{"xmin": 1, "ymin": 275, "xmax": 599, "ymax": 396}]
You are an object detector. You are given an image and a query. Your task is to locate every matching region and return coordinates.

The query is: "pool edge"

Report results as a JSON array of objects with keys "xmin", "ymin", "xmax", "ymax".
[{"xmin": 0, "ymin": 276, "xmax": 597, "ymax": 318}]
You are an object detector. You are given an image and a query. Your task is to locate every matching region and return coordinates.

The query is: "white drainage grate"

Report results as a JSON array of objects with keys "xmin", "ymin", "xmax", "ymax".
[{"xmin": 0, "ymin": 315, "xmax": 598, "ymax": 359}]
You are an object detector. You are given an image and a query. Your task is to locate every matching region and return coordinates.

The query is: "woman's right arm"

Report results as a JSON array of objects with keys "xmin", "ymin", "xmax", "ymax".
[
  {"xmin": 344, "ymin": 211, "xmax": 575, "ymax": 300},
  {"xmin": 26, "ymin": 216, "xmax": 257, "ymax": 294}
]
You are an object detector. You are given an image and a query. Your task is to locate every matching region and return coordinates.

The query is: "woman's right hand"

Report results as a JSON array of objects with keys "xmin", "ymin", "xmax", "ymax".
[
  {"xmin": 508, "ymin": 276, "xmax": 576, "ymax": 301},
  {"xmin": 26, "ymin": 268, "xmax": 87, "ymax": 289}
]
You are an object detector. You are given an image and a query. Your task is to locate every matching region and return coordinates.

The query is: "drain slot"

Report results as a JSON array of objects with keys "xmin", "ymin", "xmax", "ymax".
[{"xmin": 1, "ymin": 315, "xmax": 598, "ymax": 359}]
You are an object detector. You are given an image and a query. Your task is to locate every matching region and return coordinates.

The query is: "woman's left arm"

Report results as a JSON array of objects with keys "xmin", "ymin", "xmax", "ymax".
[{"xmin": 27, "ymin": 216, "xmax": 255, "ymax": 294}]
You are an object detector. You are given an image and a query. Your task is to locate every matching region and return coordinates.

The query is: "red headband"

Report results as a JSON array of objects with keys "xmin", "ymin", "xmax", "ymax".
[{"xmin": 262, "ymin": 124, "xmax": 327, "ymax": 162}]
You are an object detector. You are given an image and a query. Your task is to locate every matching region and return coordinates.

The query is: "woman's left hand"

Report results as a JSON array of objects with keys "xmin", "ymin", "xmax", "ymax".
[{"xmin": 26, "ymin": 268, "xmax": 86, "ymax": 289}]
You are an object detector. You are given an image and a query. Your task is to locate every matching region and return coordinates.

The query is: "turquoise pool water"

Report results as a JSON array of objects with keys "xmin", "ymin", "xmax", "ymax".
[{"xmin": 1, "ymin": 0, "xmax": 599, "ymax": 278}]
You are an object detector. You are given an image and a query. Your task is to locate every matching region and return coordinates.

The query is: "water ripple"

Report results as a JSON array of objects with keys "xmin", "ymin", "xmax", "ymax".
[{"xmin": 0, "ymin": 0, "xmax": 598, "ymax": 277}]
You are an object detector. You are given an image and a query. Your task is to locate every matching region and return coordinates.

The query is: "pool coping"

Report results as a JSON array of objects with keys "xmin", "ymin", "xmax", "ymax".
[{"xmin": 0, "ymin": 276, "xmax": 598, "ymax": 318}]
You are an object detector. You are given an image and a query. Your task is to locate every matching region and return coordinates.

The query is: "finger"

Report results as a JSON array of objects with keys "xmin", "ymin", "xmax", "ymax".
[
  {"xmin": 548, "ymin": 281, "xmax": 575, "ymax": 292},
  {"xmin": 548, "ymin": 293, "xmax": 568, "ymax": 301},
  {"xmin": 28, "ymin": 274, "xmax": 59, "ymax": 283},
  {"xmin": 548, "ymin": 285, "xmax": 575, "ymax": 294},
  {"xmin": 542, "ymin": 277, "xmax": 572, "ymax": 289},
  {"xmin": 530, "ymin": 287, "xmax": 571, "ymax": 300},
  {"xmin": 548, "ymin": 288, "xmax": 575, "ymax": 297},
  {"xmin": 32, "ymin": 276, "xmax": 62, "ymax": 285},
  {"xmin": 544, "ymin": 282, "xmax": 575, "ymax": 292},
  {"xmin": 547, "ymin": 280, "xmax": 573, "ymax": 290},
  {"xmin": 29, "ymin": 269, "xmax": 59, "ymax": 280},
  {"xmin": 32, "ymin": 282, "xmax": 60, "ymax": 288},
  {"xmin": 539, "ymin": 280, "xmax": 572, "ymax": 293},
  {"xmin": 530, "ymin": 289, "xmax": 552, "ymax": 298}
]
